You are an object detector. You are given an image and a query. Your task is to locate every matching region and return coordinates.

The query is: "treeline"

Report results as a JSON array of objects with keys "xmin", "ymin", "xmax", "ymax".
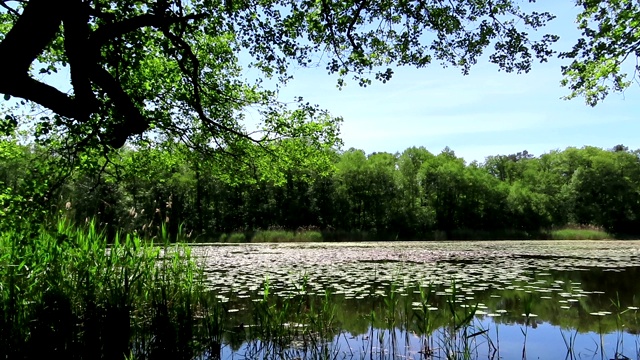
[{"xmin": 2, "ymin": 140, "xmax": 640, "ymax": 240}]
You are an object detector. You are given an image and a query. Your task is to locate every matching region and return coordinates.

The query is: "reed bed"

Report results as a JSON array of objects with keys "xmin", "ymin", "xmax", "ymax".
[
  {"xmin": 550, "ymin": 228, "xmax": 613, "ymax": 240},
  {"xmin": 217, "ymin": 230, "xmax": 323, "ymax": 243},
  {"xmin": 0, "ymin": 220, "xmax": 222, "ymax": 360}
]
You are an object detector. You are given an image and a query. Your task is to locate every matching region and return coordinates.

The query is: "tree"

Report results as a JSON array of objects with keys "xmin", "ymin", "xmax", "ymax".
[
  {"xmin": 561, "ymin": 0, "xmax": 640, "ymax": 106},
  {"xmin": 419, "ymin": 150, "xmax": 467, "ymax": 238},
  {"xmin": 397, "ymin": 147, "xmax": 434, "ymax": 235},
  {"xmin": 0, "ymin": 0, "xmax": 557, "ymax": 152},
  {"xmin": 563, "ymin": 147, "xmax": 640, "ymax": 234},
  {"xmin": 483, "ymin": 150, "xmax": 534, "ymax": 183}
]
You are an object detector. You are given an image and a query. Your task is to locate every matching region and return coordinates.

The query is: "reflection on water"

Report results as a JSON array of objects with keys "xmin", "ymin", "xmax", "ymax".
[
  {"xmin": 190, "ymin": 241, "xmax": 640, "ymax": 359},
  {"xmin": 218, "ymin": 324, "xmax": 640, "ymax": 360}
]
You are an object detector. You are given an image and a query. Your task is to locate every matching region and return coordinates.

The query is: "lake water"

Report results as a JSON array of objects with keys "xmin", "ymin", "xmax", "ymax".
[{"xmin": 191, "ymin": 241, "xmax": 640, "ymax": 359}]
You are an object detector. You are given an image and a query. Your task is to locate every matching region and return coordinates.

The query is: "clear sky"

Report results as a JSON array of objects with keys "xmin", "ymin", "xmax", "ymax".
[
  {"xmin": 8, "ymin": 2, "xmax": 639, "ymax": 164},
  {"xmin": 263, "ymin": 2, "xmax": 640, "ymax": 163}
]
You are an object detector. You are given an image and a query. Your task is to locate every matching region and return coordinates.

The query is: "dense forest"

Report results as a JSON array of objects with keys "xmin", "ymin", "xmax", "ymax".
[
  {"xmin": 3, "ymin": 137, "xmax": 638, "ymax": 240},
  {"xmin": 1, "ymin": 0, "xmax": 638, "ymax": 242}
]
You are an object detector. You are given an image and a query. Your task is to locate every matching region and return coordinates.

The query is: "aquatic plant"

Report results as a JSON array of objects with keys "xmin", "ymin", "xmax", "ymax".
[
  {"xmin": 551, "ymin": 228, "xmax": 612, "ymax": 240},
  {"xmin": 0, "ymin": 219, "xmax": 217, "ymax": 359}
]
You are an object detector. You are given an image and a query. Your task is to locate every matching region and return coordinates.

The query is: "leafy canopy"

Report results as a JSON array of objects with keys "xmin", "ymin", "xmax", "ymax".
[
  {"xmin": 561, "ymin": 0, "xmax": 640, "ymax": 106},
  {"xmin": 0, "ymin": 0, "xmax": 559, "ymax": 153}
]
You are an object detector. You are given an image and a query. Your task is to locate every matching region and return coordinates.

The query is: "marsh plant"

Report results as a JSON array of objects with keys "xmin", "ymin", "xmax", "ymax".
[
  {"xmin": 217, "ymin": 229, "xmax": 324, "ymax": 243},
  {"xmin": 0, "ymin": 219, "xmax": 221, "ymax": 360},
  {"xmin": 436, "ymin": 281, "xmax": 489, "ymax": 360},
  {"xmin": 243, "ymin": 275, "xmax": 341, "ymax": 359}
]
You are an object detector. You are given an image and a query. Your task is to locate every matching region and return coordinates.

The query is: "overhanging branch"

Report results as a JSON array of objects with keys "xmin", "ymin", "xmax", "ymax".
[
  {"xmin": 0, "ymin": 75, "xmax": 81, "ymax": 119},
  {"xmin": 90, "ymin": 13, "xmax": 206, "ymax": 47}
]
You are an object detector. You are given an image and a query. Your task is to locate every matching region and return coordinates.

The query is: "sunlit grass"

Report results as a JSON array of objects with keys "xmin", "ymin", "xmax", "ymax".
[
  {"xmin": 213, "ymin": 228, "xmax": 617, "ymax": 242},
  {"xmin": 0, "ymin": 219, "xmax": 223, "ymax": 359},
  {"xmin": 551, "ymin": 228, "xmax": 613, "ymax": 240},
  {"xmin": 218, "ymin": 230, "xmax": 323, "ymax": 243}
]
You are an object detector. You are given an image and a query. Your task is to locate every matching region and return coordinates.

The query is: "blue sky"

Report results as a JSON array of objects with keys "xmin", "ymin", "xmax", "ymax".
[
  {"xmin": 6, "ymin": 2, "xmax": 639, "ymax": 164},
  {"xmin": 265, "ymin": 2, "xmax": 640, "ymax": 163}
]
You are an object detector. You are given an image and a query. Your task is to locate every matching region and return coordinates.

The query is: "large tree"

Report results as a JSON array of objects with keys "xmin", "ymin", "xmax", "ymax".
[{"xmin": 0, "ymin": 0, "xmax": 558, "ymax": 151}]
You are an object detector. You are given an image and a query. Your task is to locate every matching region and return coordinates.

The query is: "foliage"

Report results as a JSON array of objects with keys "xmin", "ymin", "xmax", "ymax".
[
  {"xmin": 1, "ymin": 0, "xmax": 635, "ymax": 155},
  {"xmin": 5, "ymin": 137, "xmax": 640, "ymax": 240},
  {"xmin": 0, "ymin": 219, "xmax": 221, "ymax": 359},
  {"xmin": 561, "ymin": 0, "xmax": 640, "ymax": 105},
  {"xmin": 0, "ymin": 0, "xmax": 558, "ymax": 149}
]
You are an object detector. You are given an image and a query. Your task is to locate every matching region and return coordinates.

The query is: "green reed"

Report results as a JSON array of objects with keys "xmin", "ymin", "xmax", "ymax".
[
  {"xmin": 560, "ymin": 328, "xmax": 578, "ymax": 360},
  {"xmin": 550, "ymin": 228, "xmax": 613, "ymax": 240},
  {"xmin": 0, "ymin": 219, "xmax": 220, "ymax": 360},
  {"xmin": 440, "ymin": 281, "xmax": 482, "ymax": 360},
  {"xmin": 244, "ymin": 274, "xmax": 342, "ymax": 359},
  {"xmin": 414, "ymin": 282, "xmax": 435, "ymax": 356}
]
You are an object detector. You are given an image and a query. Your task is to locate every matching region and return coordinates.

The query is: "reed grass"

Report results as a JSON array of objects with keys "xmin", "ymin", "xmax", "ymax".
[
  {"xmin": 0, "ymin": 219, "xmax": 222, "ymax": 360},
  {"xmin": 217, "ymin": 230, "xmax": 323, "ymax": 243},
  {"xmin": 243, "ymin": 275, "xmax": 340, "ymax": 359},
  {"xmin": 550, "ymin": 228, "xmax": 612, "ymax": 240},
  {"xmin": 213, "ymin": 228, "xmax": 617, "ymax": 243}
]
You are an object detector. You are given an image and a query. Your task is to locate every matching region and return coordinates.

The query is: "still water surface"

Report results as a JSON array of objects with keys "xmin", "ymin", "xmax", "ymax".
[{"xmin": 191, "ymin": 241, "xmax": 640, "ymax": 359}]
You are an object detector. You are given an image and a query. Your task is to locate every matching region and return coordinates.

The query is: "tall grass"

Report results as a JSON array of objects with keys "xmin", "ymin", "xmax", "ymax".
[
  {"xmin": 213, "ymin": 227, "xmax": 617, "ymax": 243},
  {"xmin": 550, "ymin": 228, "xmax": 612, "ymax": 240},
  {"xmin": 0, "ymin": 219, "xmax": 222, "ymax": 360},
  {"xmin": 217, "ymin": 230, "xmax": 323, "ymax": 243}
]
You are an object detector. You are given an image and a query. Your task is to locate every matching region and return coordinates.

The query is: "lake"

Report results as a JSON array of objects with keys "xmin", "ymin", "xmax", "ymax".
[{"xmin": 190, "ymin": 241, "xmax": 640, "ymax": 359}]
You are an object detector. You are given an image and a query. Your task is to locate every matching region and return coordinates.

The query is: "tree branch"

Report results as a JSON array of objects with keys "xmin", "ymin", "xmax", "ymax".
[
  {"xmin": 347, "ymin": 0, "xmax": 368, "ymax": 52},
  {"xmin": 161, "ymin": 25, "xmax": 254, "ymax": 142},
  {"xmin": 63, "ymin": 0, "xmax": 100, "ymax": 120},
  {"xmin": 90, "ymin": 13, "xmax": 206, "ymax": 47},
  {"xmin": 0, "ymin": 0, "xmax": 62, "ymax": 72},
  {"xmin": 0, "ymin": 2, "xmax": 19, "ymax": 16},
  {"xmin": 0, "ymin": 75, "xmax": 81, "ymax": 119},
  {"xmin": 91, "ymin": 66, "xmax": 150, "ymax": 148}
]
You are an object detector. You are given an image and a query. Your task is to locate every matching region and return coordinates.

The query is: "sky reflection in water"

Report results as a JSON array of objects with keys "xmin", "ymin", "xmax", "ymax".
[{"xmin": 191, "ymin": 241, "xmax": 640, "ymax": 359}]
